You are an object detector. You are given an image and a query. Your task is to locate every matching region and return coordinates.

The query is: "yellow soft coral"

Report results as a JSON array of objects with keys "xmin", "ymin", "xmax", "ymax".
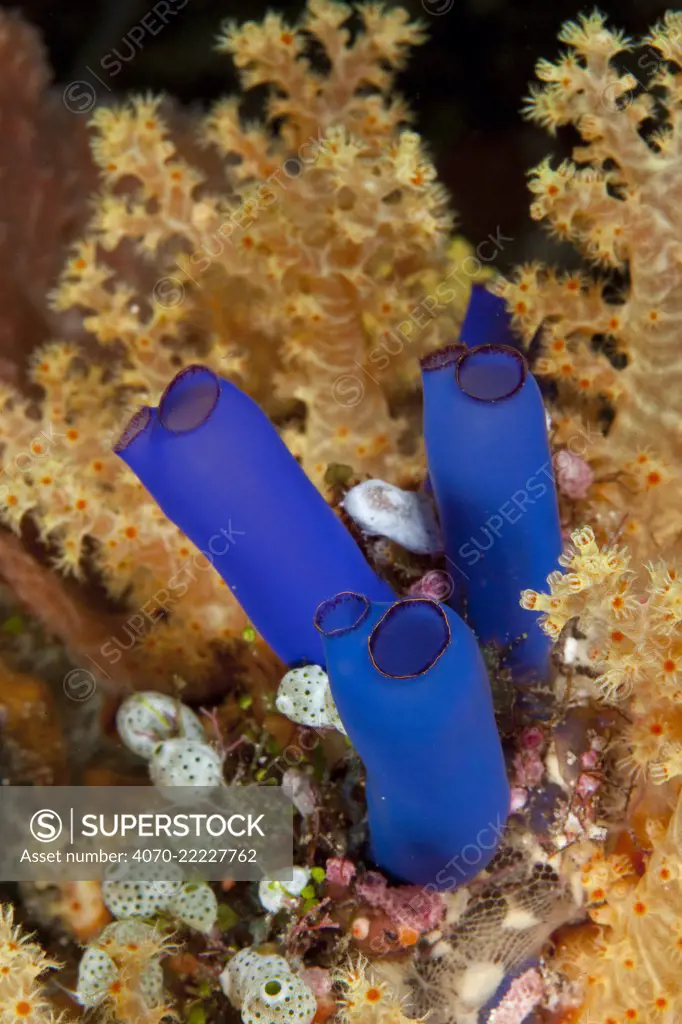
[
  {"xmin": 0, "ymin": 350, "xmax": 245, "ymax": 683},
  {"xmin": 558, "ymin": 788, "xmax": 682, "ymax": 1023},
  {"xmin": 91, "ymin": 923, "xmax": 177, "ymax": 1024},
  {"xmin": 0, "ymin": 903, "xmax": 72, "ymax": 1023},
  {"xmin": 497, "ymin": 11, "xmax": 682, "ymax": 557},
  {"xmin": 522, "ymin": 525, "xmax": 682, "ymax": 785},
  {"xmin": 333, "ymin": 955, "xmax": 423, "ymax": 1024},
  {"xmin": 0, "ymin": 2, "xmax": 480, "ymax": 678},
  {"xmin": 179, "ymin": 1, "xmax": 469, "ymax": 482},
  {"xmin": 53, "ymin": 3, "xmax": 471, "ymax": 487}
]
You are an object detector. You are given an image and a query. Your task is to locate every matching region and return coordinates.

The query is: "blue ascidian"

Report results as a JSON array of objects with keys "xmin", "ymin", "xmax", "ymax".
[
  {"xmin": 314, "ymin": 593, "xmax": 510, "ymax": 886},
  {"xmin": 422, "ymin": 322, "xmax": 562, "ymax": 687},
  {"xmin": 114, "ymin": 365, "xmax": 393, "ymax": 668}
]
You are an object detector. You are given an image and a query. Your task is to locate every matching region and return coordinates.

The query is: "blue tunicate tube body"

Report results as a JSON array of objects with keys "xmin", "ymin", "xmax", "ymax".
[
  {"xmin": 114, "ymin": 366, "xmax": 394, "ymax": 666},
  {"xmin": 315, "ymin": 594, "xmax": 510, "ymax": 886},
  {"xmin": 459, "ymin": 284, "xmax": 517, "ymax": 349},
  {"xmin": 421, "ymin": 344, "xmax": 562, "ymax": 685}
]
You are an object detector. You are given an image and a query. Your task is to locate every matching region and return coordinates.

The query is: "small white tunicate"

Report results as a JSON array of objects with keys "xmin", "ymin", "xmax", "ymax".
[
  {"xmin": 220, "ymin": 947, "xmax": 316, "ymax": 1024},
  {"xmin": 276, "ymin": 665, "xmax": 346, "ymax": 733},
  {"xmin": 258, "ymin": 866, "xmax": 311, "ymax": 912},
  {"xmin": 167, "ymin": 882, "xmax": 218, "ymax": 933},
  {"xmin": 116, "ymin": 691, "xmax": 206, "ymax": 760},
  {"xmin": 149, "ymin": 738, "xmax": 224, "ymax": 799},
  {"xmin": 243, "ymin": 974, "xmax": 316, "ymax": 1024},
  {"xmin": 76, "ymin": 947, "xmax": 118, "ymax": 1008}
]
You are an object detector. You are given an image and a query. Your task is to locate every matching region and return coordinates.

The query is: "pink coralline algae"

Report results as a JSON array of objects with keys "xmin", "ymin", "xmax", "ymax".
[
  {"xmin": 325, "ymin": 857, "xmax": 357, "ymax": 890},
  {"xmin": 519, "ymin": 726, "xmax": 545, "ymax": 750},
  {"xmin": 561, "ymin": 737, "xmax": 607, "ymax": 842},
  {"xmin": 554, "ymin": 449, "xmax": 594, "ymax": 500},
  {"xmin": 510, "ymin": 787, "xmax": 529, "ymax": 813},
  {"xmin": 511, "ymin": 726, "xmax": 547, "ymax": 791},
  {"xmin": 300, "ymin": 967, "xmax": 336, "ymax": 1024},
  {"xmin": 299, "ymin": 967, "xmax": 333, "ymax": 998},
  {"xmin": 513, "ymin": 753, "xmax": 545, "ymax": 790},
  {"xmin": 353, "ymin": 871, "xmax": 445, "ymax": 932},
  {"xmin": 488, "ymin": 967, "xmax": 545, "ymax": 1023}
]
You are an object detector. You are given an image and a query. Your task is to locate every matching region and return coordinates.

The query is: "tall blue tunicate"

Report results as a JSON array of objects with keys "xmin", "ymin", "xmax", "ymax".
[
  {"xmin": 114, "ymin": 365, "xmax": 394, "ymax": 667},
  {"xmin": 421, "ymin": 344, "xmax": 562, "ymax": 685},
  {"xmin": 459, "ymin": 284, "xmax": 517, "ymax": 349},
  {"xmin": 315, "ymin": 593, "xmax": 509, "ymax": 886}
]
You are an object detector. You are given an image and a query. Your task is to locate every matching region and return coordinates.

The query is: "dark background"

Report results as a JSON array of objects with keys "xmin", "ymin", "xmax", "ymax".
[{"xmin": 3, "ymin": 0, "xmax": 675, "ymax": 269}]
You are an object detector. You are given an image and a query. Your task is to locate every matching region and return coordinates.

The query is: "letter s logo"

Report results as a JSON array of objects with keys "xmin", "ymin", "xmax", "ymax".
[{"xmin": 30, "ymin": 809, "xmax": 63, "ymax": 842}]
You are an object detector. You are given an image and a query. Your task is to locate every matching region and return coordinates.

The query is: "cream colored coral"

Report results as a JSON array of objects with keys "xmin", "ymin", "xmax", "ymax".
[
  {"xmin": 521, "ymin": 525, "xmax": 682, "ymax": 786},
  {"xmin": 55, "ymin": 4, "xmax": 467, "ymax": 486},
  {"xmin": 333, "ymin": 955, "xmax": 423, "ymax": 1024},
  {"xmin": 0, "ymin": 2, "xmax": 480, "ymax": 678},
  {"xmin": 496, "ymin": 11, "xmax": 682, "ymax": 557},
  {"xmin": 0, "ymin": 903, "xmax": 72, "ymax": 1023},
  {"xmin": 189, "ymin": 2, "xmax": 469, "ymax": 483},
  {"xmin": 558, "ymin": 788, "xmax": 682, "ymax": 1022},
  {"xmin": 0, "ymin": 350, "xmax": 245, "ymax": 682}
]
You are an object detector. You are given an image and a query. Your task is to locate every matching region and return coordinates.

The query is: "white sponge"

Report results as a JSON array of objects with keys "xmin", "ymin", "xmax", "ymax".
[{"xmin": 342, "ymin": 479, "xmax": 442, "ymax": 554}]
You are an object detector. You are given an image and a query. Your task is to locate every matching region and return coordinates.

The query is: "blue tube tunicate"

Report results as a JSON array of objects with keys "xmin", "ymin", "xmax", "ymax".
[
  {"xmin": 114, "ymin": 366, "xmax": 394, "ymax": 667},
  {"xmin": 315, "ymin": 594, "xmax": 510, "ymax": 886},
  {"xmin": 422, "ymin": 344, "xmax": 562, "ymax": 685},
  {"xmin": 459, "ymin": 284, "xmax": 517, "ymax": 349}
]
